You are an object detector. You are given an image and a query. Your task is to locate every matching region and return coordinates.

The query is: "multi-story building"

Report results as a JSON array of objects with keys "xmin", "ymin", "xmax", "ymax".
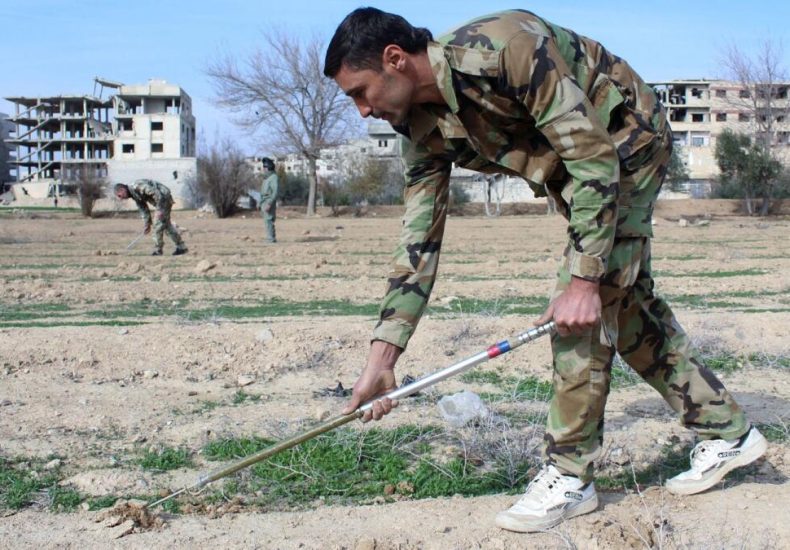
[
  {"xmin": 4, "ymin": 77, "xmax": 197, "ymax": 204},
  {"xmin": 0, "ymin": 113, "xmax": 12, "ymax": 189},
  {"xmin": 278, "ymin": 79, "xmax": 790, "ymax": 205},
  {"xmin": 651, "ymin": 79, "xmax": 790, "ymax": 194},
  {"xmin": 280, "ymin": 120, "xmax": 400, "ymax": 183}
]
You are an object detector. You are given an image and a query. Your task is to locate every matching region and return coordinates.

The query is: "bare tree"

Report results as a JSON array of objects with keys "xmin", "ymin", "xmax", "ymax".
[
  {"xmin": 197, "ymin": 137, "xmax": 257, "ymax": 218},
  {"xmin": 719, "ymin": 39, "xmax": 790, "ymax": 213},
  {"xmin": 206, "ymin": 31, "xmax": 359, "ymax": 216},
  {"xmin": 721, "ymin": 39, "xmax": 789, "ymax": 148},
  {"xmin": 67, "ymin": 167, "xmax": 106, "ymax": 218}
]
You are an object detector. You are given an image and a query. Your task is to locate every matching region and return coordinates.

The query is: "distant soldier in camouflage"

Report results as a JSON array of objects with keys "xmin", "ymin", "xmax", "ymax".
[
  {"xmin": 259, "ymin": 157, "xmax": 279, "ymax": 243},
  {"xmin": 325, "ymin": 8, "xmax": 766, "ymax": 532},
  {"xmin": 114, "ymin": 179, "xmax": 188, "ymax": 256}
]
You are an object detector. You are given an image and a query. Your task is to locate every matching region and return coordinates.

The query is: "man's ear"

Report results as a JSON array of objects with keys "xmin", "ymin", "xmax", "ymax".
[{"xmin": 382, "ymin": 44, "xmax": 407, "ymax": 71}]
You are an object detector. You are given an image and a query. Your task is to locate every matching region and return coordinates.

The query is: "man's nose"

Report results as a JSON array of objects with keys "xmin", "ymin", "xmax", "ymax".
[{"xmin": 355, "ymin": 100, "xmax": 372, "ymax": 118}]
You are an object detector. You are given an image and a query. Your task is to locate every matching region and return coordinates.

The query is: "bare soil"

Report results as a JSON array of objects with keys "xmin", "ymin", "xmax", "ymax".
[{"xmin": 0, "ymin": 203, "xmax": 789, "ymax": 549}]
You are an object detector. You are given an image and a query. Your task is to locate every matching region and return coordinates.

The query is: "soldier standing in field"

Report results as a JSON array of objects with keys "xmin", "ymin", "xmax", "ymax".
[
  {"xmin": 260, "ymin": 157, "xmax": 279, "ymax": 243},
  {"xmin": 324, "ymin": 8, "xmax": 766, "ymax": 532},
  {"xmin": 114, "ymin": 179, "xmax": 188, "ymax": 256}
]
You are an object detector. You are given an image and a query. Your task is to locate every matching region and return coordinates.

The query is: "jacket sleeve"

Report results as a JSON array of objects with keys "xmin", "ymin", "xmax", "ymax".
[
  {"xmin": 371, "ymin": 134, "xmax": 454, "ymax": 349},
  {"xmin": 502, "ymin": 32, "xmax": 620, "ymax": 280}
]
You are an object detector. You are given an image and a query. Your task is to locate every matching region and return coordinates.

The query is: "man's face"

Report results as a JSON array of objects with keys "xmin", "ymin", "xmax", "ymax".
[
  {"xmin": 115, "ymin": 187, "xmax": 129, "ymax": 200},
  {"xmin": 335, "ymin": 60, "xmax": 415, "ymax": 126}
]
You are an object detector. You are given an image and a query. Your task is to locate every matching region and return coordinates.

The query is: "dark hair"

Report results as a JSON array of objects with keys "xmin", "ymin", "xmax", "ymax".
[
  {"xmin": 323, "ymin": 7, "xmax": 432, "ymax": 77},
  {"xmin": 113, "ymin": 183, "xmax": 129, "ymax": 193},
  {"xmin": 261, "ymin": 157, "xmax": 275, "ymax": 170}
]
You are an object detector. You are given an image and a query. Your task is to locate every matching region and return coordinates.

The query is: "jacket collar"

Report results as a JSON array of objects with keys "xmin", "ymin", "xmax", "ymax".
[{"xmin": 406, "ymin": 42, "xmax": 468, "ymax": 143}]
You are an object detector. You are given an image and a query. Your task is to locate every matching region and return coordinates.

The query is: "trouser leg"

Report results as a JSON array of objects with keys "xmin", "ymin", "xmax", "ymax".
[
  {"xmin": 543, "ymin": 246, "xmax": 627, "ymax": 482},
  {"xmin": 154, "ymin": 204, "xmax": 184, "ymax": 250},
  {"xmin": 616, "ymin": 240, "xmax": 749, "ymax": 440},
  {"xmin": 152, "ymin": 219, "xmax": 165, "ymax": 252},
  {"xmin": 263, "ymin": 203, "xmax": 276, "ymax": 242}
]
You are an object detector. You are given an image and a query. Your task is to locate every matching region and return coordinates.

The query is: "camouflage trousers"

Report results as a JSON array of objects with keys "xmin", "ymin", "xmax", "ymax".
[
  {"xmin": 153, "ymin": 202, "xmax": 185, "ymax": 252},
  {"xmin": 544, "ymin": 237, "xmax": 750, "ymax": 481}
]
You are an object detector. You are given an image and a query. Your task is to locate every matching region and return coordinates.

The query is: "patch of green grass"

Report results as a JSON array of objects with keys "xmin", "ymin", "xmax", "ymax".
[
  {"xmin": 0, "ymin": 457, "xmax": 60, "ymax": 510},
  {"xmin": 202, "ymin": 425, "xmax": 533, "ymax": 508},
  {"xmin": 232, "ymin": 391, "xmax": 261, "ymax": 405},
  {"xmin": 655, "ymin": 268, "xmax": 768, "ymax": 278},
  {"xmin": 699, "ymin": 350, "xmax": 743, "ymax": 375},
  {"xmin": 203, "ymin": 436, "xmax": 272, "ymax": 461},
  {"xmin": 49, "ymin": 486, "xmax": 83, "ymax": 511},
  {"xmin": 87, "ymin": 495, "xmax": 119, "ymax": 510},
  {"xmin": 610, "ymin": 359, "xmax": 642, "ymax": 389},
  {"xmin": 138, "ymin": 447, "xmax": 192, "ymax": 471},
  {"xmin": 754, "ymin": 423, "xmax": 789, "ymax": 443},
  {"xmin": 432, "ymin": 296, "xmax": 550, "ymax": 317},
  {"xmin": 461, "ymin": 368, "xmax": 552, "ymax": 401},
  {"xmin": 192, "ymin": 400, "xmax": 221, "ymax": 414},
  {"xmin": 505, "ymin": 376, "xmax": 553, "ymax": 400},
  {"xmin": 459, "ymin": 370, "xmax": 504, "ymax": 385},
  {"xmin": 0, "ymin": 320, "xmax": 146, "ymax": 329},
  {"xmin": 0, "ymin": 302, "xmax": 72, "ymax": 321},
  {"xmin": 450, "ymin": 273, "xmax": 548, "ymax": 281},
  {"xmin": 666, "ymin": 287, "xmax": 789, "ymax": 311},
  {"xmin": 596, "ymin": 442, "xmax": 692, "ymax": 491},
  {"xmin": 662, "ymin": 254, "xmax": 706, "ymax": 261},
  {"xmin": 748, "ymin": 352, "xmax": 790, "ymax": 369}
]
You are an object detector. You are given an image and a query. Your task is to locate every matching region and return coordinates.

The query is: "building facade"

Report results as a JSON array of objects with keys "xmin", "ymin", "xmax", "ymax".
[
  {"xmin": 651, "ymin": 79, "xmax": 790, "ymax": 193},
  {"xmin": 4, "ymin": 78, "xmax": 197, "ymax": 203},
  {"xmin": 0, "ymin": 113, "xmax": 12, "ymax": 189}
]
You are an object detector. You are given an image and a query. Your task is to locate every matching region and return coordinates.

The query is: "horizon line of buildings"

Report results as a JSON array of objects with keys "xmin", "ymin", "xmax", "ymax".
[{"xmin": 3, "ymin": 77, "xmax": 789, "ymax": 206}]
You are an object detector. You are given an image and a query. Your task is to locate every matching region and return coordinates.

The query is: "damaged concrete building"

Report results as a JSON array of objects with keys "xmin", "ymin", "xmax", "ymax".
[
  {"xmin": 651, "ymin": 79, "xmax": 790, "ymax": 196},
  {"xmin": 4, "ymin": 77, "xmax": 196, "ymax": 205}
]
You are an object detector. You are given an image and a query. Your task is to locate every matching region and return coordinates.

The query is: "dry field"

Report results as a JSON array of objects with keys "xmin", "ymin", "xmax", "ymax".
[{"xmin": 1, "ymin": 203, "xmax": 789, "ymax": 549}]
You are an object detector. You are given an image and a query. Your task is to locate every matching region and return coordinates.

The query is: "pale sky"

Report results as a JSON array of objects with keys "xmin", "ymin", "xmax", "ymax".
[{"xmin": 1, "ymin": 0, "xmax": 787, "ymax": 154}]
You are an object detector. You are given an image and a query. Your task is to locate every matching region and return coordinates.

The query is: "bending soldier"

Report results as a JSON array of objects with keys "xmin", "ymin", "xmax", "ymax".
[
  {"xmin": 114, "ymin": 179, "xmax": 188, "ymax": 256},
  {"xmin": 324, "ymin": 8, "xmax": 766, "ymax": 533}
]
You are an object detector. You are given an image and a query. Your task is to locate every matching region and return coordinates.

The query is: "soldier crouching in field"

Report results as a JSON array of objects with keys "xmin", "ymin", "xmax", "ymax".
[
  {"xmin": 324, "ymin": 7, "xmax": 767, "ymax": 533},
  {"xmin": 114, "ymin": 179, "xmax": 188, "ymax": 256}
]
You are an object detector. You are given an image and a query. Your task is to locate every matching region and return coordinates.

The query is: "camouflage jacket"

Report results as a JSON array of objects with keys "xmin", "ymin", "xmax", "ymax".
[
  {"xmin": 373, "ymin": 9, "xmax": 668, "ymax": 348},
  {"xmin": 260, "ymin": 173, "xmax": 279, "ymax": 206},
  {"xmin": 129, "ymin": 179, "xmax": 173, "ymax": 225}
]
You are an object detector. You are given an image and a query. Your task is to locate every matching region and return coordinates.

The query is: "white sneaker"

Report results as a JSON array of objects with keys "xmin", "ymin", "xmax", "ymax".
[
  {"xmin": 666, "ymin": 427, "xmax": 768, "ymax": 495},
  {"xmin": 495, "ymin": 465, "xmax": 598, "ymax": 532}
]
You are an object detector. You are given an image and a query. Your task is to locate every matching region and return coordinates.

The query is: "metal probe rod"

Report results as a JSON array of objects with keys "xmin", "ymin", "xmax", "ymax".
[
  {"xmin": 146, "ymin": 321, "xmax": 556, "ymax": 509},
  {"xmin": 126, "ymin": 232, "xmax": 145, "ymax": 250}
]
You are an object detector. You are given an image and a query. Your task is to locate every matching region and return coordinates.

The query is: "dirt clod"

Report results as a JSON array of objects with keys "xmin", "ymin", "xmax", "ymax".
[{"xmin": 96, "ymin": 499, "xmax": 165, "ymax": 536}]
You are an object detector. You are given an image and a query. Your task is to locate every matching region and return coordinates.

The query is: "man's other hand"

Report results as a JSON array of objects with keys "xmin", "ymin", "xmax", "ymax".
[
  {"xmin": 143, "ymin": 223, "xmax": 152, "ymax": 235},
  {"xmin": 536, "ymin": 276, "xmax": 601, "ymax": 336},
  {"xmin": 342, "ymin": 340, "xmax": 402, "ymax": 422}
]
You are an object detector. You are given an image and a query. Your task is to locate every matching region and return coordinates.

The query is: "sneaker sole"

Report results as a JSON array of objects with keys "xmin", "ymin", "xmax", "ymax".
[
  {"xmin": 666, "ymin": 431, "xmax": 768, "ymax": 496},
  {"xmin": 495, "ymin": 493, "xmax": 599, "ymax": 533}
]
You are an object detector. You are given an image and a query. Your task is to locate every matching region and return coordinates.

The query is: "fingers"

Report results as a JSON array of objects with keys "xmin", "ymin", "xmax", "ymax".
[
  {"xmin": 341, "ymin": 393, "xmax": 362, "ymax": 415},
  {"xmin": 555, "ymin": 314, "xmax": 598, "ymax": 336},
  {"xmin": 360, "ymin": 397, "xmax": 398, "ymax": 423}
]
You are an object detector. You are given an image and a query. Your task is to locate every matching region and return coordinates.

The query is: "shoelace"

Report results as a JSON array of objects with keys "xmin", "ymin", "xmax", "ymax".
[
  {"xmin": 690, "ymin": 439, "xmax": 730, "ymax": 468},
  {"xmin": 519, "ymin": 468, "xmax": 564, "ymax": 504}
]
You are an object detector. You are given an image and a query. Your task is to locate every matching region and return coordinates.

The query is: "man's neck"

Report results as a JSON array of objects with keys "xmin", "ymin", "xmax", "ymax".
[{"xmin": 410, "ymin": 50, "xmax": 445, "ymax": 106}]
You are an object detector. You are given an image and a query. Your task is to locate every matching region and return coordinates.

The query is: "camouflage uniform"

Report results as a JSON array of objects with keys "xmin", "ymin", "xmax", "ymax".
[
  {"xmin": 128, "ymin": 179, "xmax": 186, "ymax": 253},
  {"xmin": 374, "ymin": 10, "xmax": 749, "ymax": 480},
  {"xmin": 260, "ymin": 172, "xmax": 279, "ymax": 243}
]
